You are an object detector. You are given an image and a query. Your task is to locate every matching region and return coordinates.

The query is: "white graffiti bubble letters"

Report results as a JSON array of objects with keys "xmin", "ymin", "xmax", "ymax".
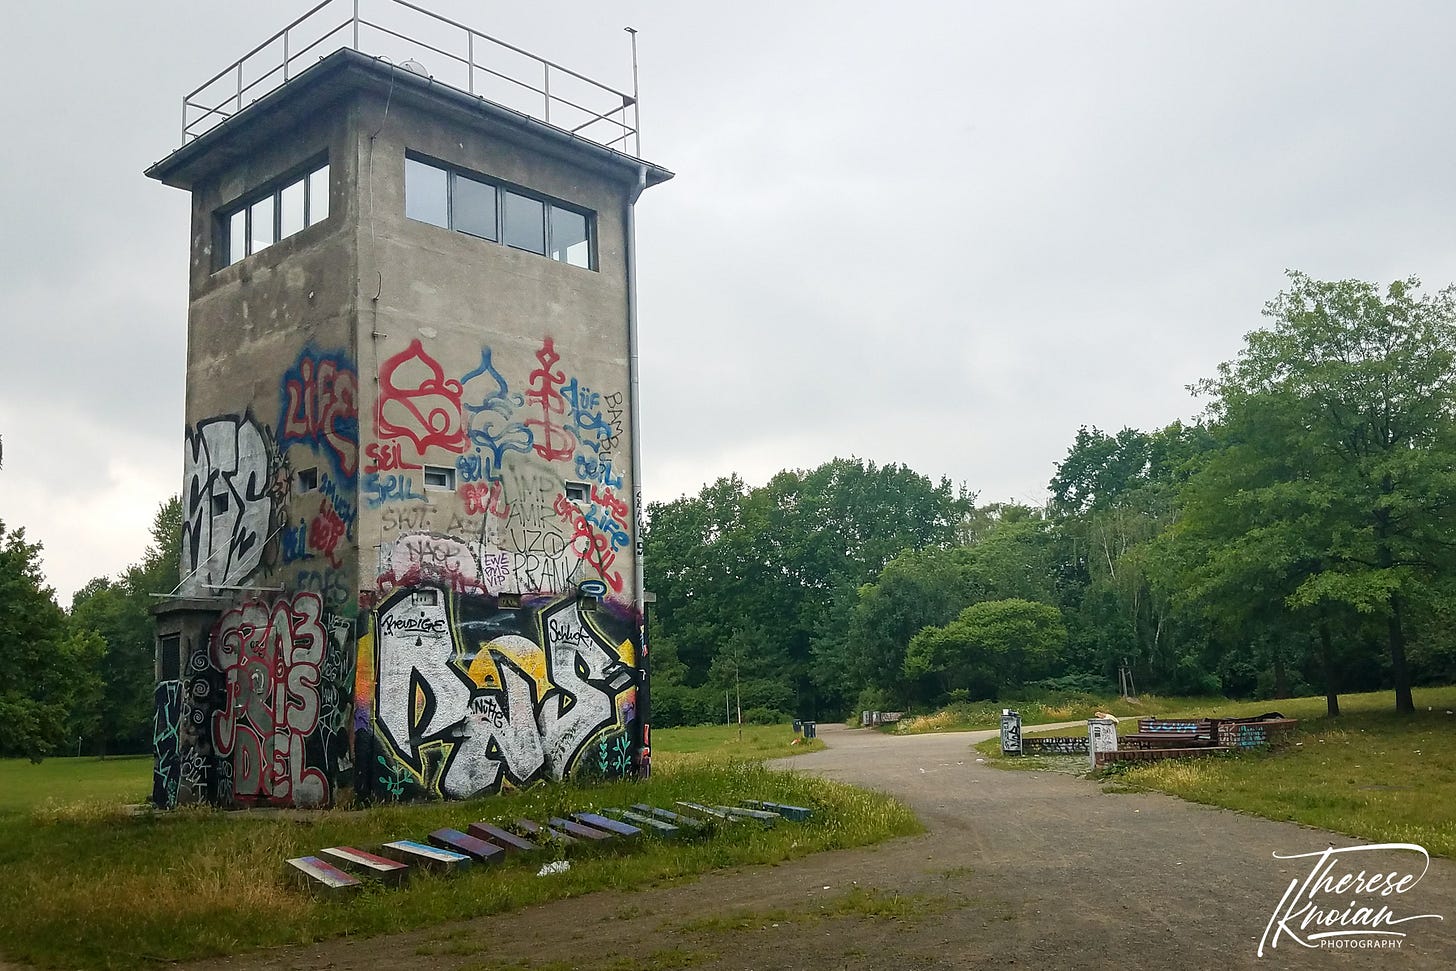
[
  {"xmin": 441, "ymin": 655, "xmax": 546, "ymax": 797},
  {"xmin": 183, "ymin": 415, "xmax": 275, "ymax": 593},
  {"xmin": 375, "ymin": 589, "xmax": 473, "ymax": 774},
  {"xmin": 536, "ymin": 599, "xmax": 631, "ymax": 780}
]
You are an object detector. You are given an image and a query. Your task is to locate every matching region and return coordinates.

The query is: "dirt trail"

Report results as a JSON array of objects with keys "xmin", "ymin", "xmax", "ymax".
[{"xmin": 197, "ymin": 723, "xmax": 1456, "ymax": 971}]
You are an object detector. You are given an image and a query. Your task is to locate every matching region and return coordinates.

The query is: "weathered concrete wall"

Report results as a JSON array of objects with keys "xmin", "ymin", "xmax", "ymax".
[
  {"xmin": 153, "ymin": 62, "xmax": 649, "ymax": 807},
  {"xmin": 348, "ymin": 89, "xmax": 642, "ymax": 801}
]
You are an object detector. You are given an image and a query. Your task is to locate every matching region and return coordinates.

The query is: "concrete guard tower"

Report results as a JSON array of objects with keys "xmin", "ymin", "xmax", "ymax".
[{"xmin": 145, "ymin": 2, "xmax": 671, "ymax": 809}]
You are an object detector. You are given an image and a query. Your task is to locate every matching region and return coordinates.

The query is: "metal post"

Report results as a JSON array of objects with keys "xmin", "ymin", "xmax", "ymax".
[
  {"xmin": 283, "ymin": 28, "xmax": 290, "ymax": 81},
  {"xmin": 543, "ymin": 64, "xmax": 551, "ymax": 123},
  {"xmin": 353, "ymin": 0, "xmax": 360, "ymax": 49},
  {"xmin": 467, "ymin": 31, "xmax": 474, "ymax": 93},
  {"xmin": 236, "ymin": 62, "xmax": 244, "ymax": 111},
  {"xmin": 624, "ymin": 26, "xmax": 640, "ymax": 155},
  {"xmin": 180, "ymin": 95, "xmax": 187, "ymax": 145}
]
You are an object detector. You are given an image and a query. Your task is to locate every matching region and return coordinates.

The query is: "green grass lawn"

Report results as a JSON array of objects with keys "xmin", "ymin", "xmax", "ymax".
[
  {"xmin": 0, "ymin": 726, "xmax": 906, "ymax": 971},
  {"xmin": 972, "ymin": 686, "xmax": 1456, "ymax": 857},
  {"xmin": 652, "ymin": 723, "xmax": 825, "ymax": 764}
]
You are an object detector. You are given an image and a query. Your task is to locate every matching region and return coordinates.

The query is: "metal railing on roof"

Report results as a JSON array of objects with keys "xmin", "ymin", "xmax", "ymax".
[{"xmin": 180, "ymin": 0, "xmax": 640, "ymax": 156}]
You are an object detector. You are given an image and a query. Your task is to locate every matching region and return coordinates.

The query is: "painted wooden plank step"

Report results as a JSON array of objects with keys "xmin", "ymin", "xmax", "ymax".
[
  {"xmin": 428, "ymin": 828, "xmax": 505, "ymax": 863},
  {"xmin": 516, "ymin": 819, "xmax": 577, "ymax": 845},
  {"xmin": 548, "ymin": 817, "xmax": 616, "ymax": 841},
  {"xmin": 467, "ymin": 821, "xmax": 537, "ymax": 854},
  {"xmin": 608, "ymin": 808, "xmax": 682, "ymax": 838},
  {"xmin": 572, "ymin": 812, "xmax": 642, "ymax": 838},
  {"xmin": 318, "ymin": 846, "xmax": 409, "ymax": 885},
  {"xmin": 744, "ymin": 800, "xmax": 813, "ymax": 822},
  {"xmin": 675, "ymin": 801, "xmax": 743, "ymax": 821},
  {"xmin": 718, "ymin": 805, "xmax": 779, "ymax": 825},
  {"xmin": 631, "ymin": 804, "xmax": 708, "ymax": 829},
  {"xmin": 285, "ymin": 856, "xmax": 363, "ymax": 893},
  {"xmin": 379, "ymin": 840, "xmax": 472, "ymax": 872}
]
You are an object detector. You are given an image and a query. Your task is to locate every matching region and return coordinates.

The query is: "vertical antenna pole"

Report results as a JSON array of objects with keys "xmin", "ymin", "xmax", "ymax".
[
  {"xmin": 353, "ymin": 0, "xmax": 360, "ymax": 49},
  {"xmin": 624, "ymin": 26, "xmax": 640, "ymax": 156}
]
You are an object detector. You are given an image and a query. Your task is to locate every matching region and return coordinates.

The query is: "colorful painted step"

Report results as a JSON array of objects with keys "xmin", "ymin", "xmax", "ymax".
[
  {"xmin": 631, "ymin": 804, "xmax": 708, "ymax": 829},
  {"xmin": 675, "ymin": 801, "xmax": 743, "ymax": 822},
  {"xmin": 379, "ymin": 840, "xmax": 472, "ymax": 873},
  {"xmin": 549, "ymin": 817, "xmax": 616, "ymax": 841},
  {"xmin": 467, "ymin": 821, "xmax": 537, "ymax": 854},
  {"xmin": 718, "ymin": 805, "xmax": 779, "ymax": 825},
  {"xmin": 285, "ymin": 856, "xmax": 362, "ymax": 893},
  {"xmin": 515, "ymin": 818, "xmax": 577, "ymax": 845},
  {"xmin": 609, "ymin": 808, "xmax": 682, "ymax": 838},
  {"xmin": 744, "ymin": 800, "xmax": 813, "ymax": 822},
  {"xmin": 428, "ymin": 828, "xmax": 505, "ymax": 863},
  {"xmin": 572, "ymin": 811, "xmax": 642, "ymax": 838},
  {"xmin": 318, "ymin": 846, "xmax": 410, "ymax": 885}
]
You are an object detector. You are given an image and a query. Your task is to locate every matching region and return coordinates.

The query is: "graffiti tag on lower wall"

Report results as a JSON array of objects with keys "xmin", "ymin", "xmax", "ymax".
[
  {"xmin": 210, "ymin": 592, "xmax": 354, "ymax": 807},
  {"xmin": 362, "ymin": 586, "xmax": 637, "ymax": 800}
]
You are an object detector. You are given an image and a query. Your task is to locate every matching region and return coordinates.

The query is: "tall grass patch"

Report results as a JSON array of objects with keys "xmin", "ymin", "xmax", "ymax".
[{"xmin": 0, "ymin": 758, "xmax": 918, "ymax": 970}]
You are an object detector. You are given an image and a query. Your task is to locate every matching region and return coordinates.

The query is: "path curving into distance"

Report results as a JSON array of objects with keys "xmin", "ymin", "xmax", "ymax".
[{"xmin": 182, "ymin": 721, "xmax": 1456, "ymax": 971}]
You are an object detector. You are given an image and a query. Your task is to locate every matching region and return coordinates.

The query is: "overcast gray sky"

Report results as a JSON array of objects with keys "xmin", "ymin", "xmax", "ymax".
[{"xmin": 4, "ymin": 0, "xmax": 1455, "ymax": 605}]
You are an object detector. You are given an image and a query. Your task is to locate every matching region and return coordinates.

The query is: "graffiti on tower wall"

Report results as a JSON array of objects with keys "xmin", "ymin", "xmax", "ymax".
[
  {"xmin": 369, "ymin": 335, "xmax": 627, "ymax": 600},
  {"xmin": 356, "ymin": 585, "xmax": 637, "ymax": 800},
  {"xmin": 160, "ymin": 331, "xmax": 640, "ymax": 808},
  {"xmin": 181, "ymin": 414, "xmax": 286, "ymax": 593}
]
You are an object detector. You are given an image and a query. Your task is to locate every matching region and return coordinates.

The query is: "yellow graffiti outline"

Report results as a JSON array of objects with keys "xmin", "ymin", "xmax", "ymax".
[{"xmin": 370, "ymin": 592, "xmax": 637, "ymax": 793}]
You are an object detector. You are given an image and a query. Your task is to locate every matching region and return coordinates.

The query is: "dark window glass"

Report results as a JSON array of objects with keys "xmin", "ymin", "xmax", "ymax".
[
  {"xmin": 405, "ymin": 158, "xmax": 449, "ymax": 228},
  {"xmin": 308, "ymin": 164, "xmax": 329, "ymax": 224},
  {"xmin": 549, "ymin": 206, "xmax": 590, "ymax": 267},
  {"xmin": 279, "ymin": 179, "xmax": 306, "ymax": 240},
  {"xmin": 453, "ymin": 174, "xmax": 497, "ymax": 240},
  {"xmin": 228, "ymin": 210, "xmax": 246, "ymax": 266},
  {"xmin": 160, "ymin": 635, "xmax": 181, "ymax": 682},
  {"xmin": 502, "ymin": 191, "xmax": 545, "ymax": 254},
  {"xmin": 248, "ymin": 195, "xmax": 274, "ymax": 255}
]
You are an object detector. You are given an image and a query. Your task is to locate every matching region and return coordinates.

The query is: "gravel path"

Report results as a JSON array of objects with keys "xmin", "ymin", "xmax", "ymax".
[{"xmin": 192, "ymin": 722, "xmax": 1455, "ymax": 971}]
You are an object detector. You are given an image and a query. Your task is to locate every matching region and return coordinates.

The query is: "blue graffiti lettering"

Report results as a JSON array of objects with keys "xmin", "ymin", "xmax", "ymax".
[
  {"xmin": 460, "ymin": 347, "xmax": 534, "ymax": 469},
  {"xmin": 364, "ymin": 472, "xmax": 426, "ymax": 508}
]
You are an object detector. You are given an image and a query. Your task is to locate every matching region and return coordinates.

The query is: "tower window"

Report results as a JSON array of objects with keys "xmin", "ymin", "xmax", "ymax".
[
  {"xmin": 423, "ymin": 465, "xmax": 456, "ymax": 490},
  {"xmin": 220, "ymin": 159, "xmax": 330, "ymax": 267},
  {"xmin": 296, "ymin": 467, "xmax": 318, "ymax": 493},
  {"xmin": 404, "ymin": 154, "xmax": 595, "ymax": 270}
]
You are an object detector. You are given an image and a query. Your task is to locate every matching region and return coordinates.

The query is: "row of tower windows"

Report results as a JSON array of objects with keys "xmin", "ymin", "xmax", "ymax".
[
  {"xmin": 218, "ymin": 154, "xmax": 595, "ymax": 271},
  {"xmin": 404, "ymin": 156, "xmax": 594, "ymax": 269},
  {"xmin": 223, "ymin": 161, "xmax": 330, "ymax": 266}
]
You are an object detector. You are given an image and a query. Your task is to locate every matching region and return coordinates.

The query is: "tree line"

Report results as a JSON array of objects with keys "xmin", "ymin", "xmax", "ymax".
[
  {"xmin": 645, "ymin": 273, "xmax": 1456, "ymax": 724},
  {"xmin": 4, "ymin": 272, "xmax": 1454, "ymax": 757},
  {"xmin": 0, "ymin": 500, "xmax": 179, "ymax": 760}
]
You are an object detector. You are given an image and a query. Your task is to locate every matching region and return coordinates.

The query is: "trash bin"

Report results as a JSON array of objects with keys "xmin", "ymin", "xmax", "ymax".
[
  {"xmin": 792, "ymin": 719, "xmax": 803, "ymax": 734},
  {"xmin": 804, "ymin": 721, "xmax": 817, "ymax": 740}
]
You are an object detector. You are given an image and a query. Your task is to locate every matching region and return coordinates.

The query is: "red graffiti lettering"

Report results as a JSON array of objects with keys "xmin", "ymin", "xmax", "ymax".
[
  {"xmin": 553, "ymin": 492, "xmax": 624, "ymax": 593},
  {"xmin": 377, "ymin": 339, "xmax": 467, "ymax": 456},
  {"xmin": 364, "ymin": 441, "xmax": 422, "ymax": 474},
  {"xmin": 590, "ymin": 485, "xmax": 630, "ymax": 525},
  {"xmin": 525, "ymin": 337, "xmax": 574, "ymax": 462},
  {"xmin": 210, "ymin": 593, "xmax": 330, "ymax": 807},
  {"xmin": 308, "ymin": 500, "xmax": 347, "ymax": 568},
  {"xmin": 461, "ymin": 481, "xmax": 511, "ymax": 519},
  {"xmin": 282, "ymin": 354, "xmax": 359, "ymax": 479}
]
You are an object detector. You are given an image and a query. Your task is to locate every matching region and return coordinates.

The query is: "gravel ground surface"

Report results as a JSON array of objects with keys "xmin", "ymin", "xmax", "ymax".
[{"xmin": 153, "ymin": 723, "xmax": 1456, "ymax": 970}]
